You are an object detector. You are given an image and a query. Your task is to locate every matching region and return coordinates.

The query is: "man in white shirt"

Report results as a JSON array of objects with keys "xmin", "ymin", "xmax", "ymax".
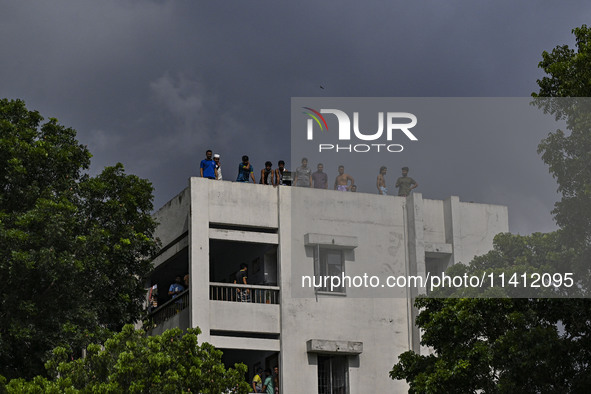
[{"xmin": 214, "ymin": 154, "xmax": 223, "ymax": 180}]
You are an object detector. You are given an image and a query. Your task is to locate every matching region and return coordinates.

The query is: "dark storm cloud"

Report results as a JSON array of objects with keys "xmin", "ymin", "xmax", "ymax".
[{"xmin": 1, "ymin": 0, "xmax": 589, "ymax": 234}]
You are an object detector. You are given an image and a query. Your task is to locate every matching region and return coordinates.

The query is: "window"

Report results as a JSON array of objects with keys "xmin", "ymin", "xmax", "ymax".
[
  {"xmin": 314, "ymin": 246, "xmax": 345, "ymax": 293},
  {"xmin": 318, "ymin": 355, "xmax": 348, "ymax": 394}
]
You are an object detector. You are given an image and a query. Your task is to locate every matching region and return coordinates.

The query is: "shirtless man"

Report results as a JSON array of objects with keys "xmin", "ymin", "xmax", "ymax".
[
  {"xmin": 376, "ymin": 166, "xmax": 388, "ymax": 195},
  {"xmin": 334, "ymin": 165, "xmax": 355, "ymax": 191}
]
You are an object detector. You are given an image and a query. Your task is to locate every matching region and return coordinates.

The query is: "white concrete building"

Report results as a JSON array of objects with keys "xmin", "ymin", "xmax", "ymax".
[{"xmin": 147, "ymin": 178, "xmax": 508, "ymax": 393}]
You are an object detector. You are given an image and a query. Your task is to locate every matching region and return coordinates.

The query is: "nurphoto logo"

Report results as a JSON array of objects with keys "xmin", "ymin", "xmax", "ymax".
[{"xmin": 302, "ymin": 107, "xmax": 418, "ymax": 153}]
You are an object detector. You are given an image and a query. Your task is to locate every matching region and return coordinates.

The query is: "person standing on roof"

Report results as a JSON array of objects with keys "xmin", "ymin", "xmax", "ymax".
[
  {"xmin": 236, "ymin": 155, "xmax": 256, "ymax": 183},
  {"xmin": 260, "ymin": 161, "xmax": 274, "ymax": 185},
  {"xmin": 312, "ymin": 163, "xmax": 328, "ymax": 189},
  {"xmin": 334, "ymin": 165, "xmax": 354, "ymax": 191},
  {"xmin": 213, "ymin": 153, "xmax": 223, "ymax": 180},
  {"xmin": 395, "ymin": 166, "xmax": 418, "ymax": 197},
  {"xmin": 294, "ymin": 158, "xmax": 312, "ymax": 187},
  {"xmin": 274, "ymin": 160, "xmax": 290, "ymax": 186},
  {"xmin": 200, "ymin": 150, "xmax": 217, "ymax": 179},
  {"xmin": 377, "ymin": 166, "xmax": 388, "ymax": 195}
]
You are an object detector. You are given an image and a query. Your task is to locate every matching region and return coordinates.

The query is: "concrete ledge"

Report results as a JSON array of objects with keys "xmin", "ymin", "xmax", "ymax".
[
  {"xmin": 209, "ymin": 228, "xmax": 279, "ymax": 244},
  {"xmin": 148, "ymin": 308, "xmax": 190, "ymax": 337},
  {"xmin": 210, "ymin": 301, "xmax": 280, "ymax": 334},
  {"xmin": 424, "ymin": 242, "xmax": 452, "ymax": 258},
  {"xmin": 209, "ymin": 336, "xmax": 280, "ymax": 352},
  {"xmin": 151, "ymin": 235, "xmax": 188, "ymax": 269},
  {"xmin": 304, "ymin": 233, "xmax": 358, "ymax": 249},
  {"xmin": 306, "ymin": 339, "xmax": 363, "ymax": 355}
]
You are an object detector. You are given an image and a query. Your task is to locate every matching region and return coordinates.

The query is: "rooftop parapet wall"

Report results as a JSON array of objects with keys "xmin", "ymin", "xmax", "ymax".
[
  {"xmin": 422, "ymin": 198, "xmax": 509, "ymax": 261},
  {"xmin": 153, "ymin": 179, "xmax": 508, "ymax": 257},
  {"xmin": 423, "ymin": 199, "xmax": 446, "ymax": 244},
  {"xmin": 456, "ymin": 200, "xmax": 509, "ymax": 264},
  {"xmin": 206, "ymin": 179, "xmax": 279, "ymax": 229},
  {"xmin": 153, "ymin": 186, "xmax": 190, "ymax": 248}
]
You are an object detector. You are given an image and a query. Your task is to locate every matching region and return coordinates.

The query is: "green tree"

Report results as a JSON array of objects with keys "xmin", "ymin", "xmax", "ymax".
[
  {"xmin": 534, "ymin": 25, "xmax": 591, "ymax": 250},
  {"xmin": 2, "ymin": 325, "xmax": 251, "ymax": 393},
  {"xmin": 391, "ymin": 26, "xmax": 591, "ymax": 392},
  {"xmin": 390, "ymin": 234, "xmax": 591, "ymax": 393},
  {"xmin": 0, "ymin": 99, "xmax": 158, "ymax": 379}
]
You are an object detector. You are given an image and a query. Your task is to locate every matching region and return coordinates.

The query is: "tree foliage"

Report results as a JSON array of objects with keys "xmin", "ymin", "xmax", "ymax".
[
  {"xmin": 1, "ymin": 325, "xmax": 251, "ymax": 393},
  {"xmin": 0, "ymin": 99, "xmax": 158, "ymax": 379},
  {"xmin": 390, "ymin": 234, "xmax": 591, "ymax": 393},
  {"xmin": 534, "ymin": 25, "xmax": 591, "ymax": 98},
  {"xmin": 533, "ymin": 26, "xmax": 591, "ymax": 248},
  {"xmin": 391, "ymin": 26, "xmax": 591, "ymax": 392}
]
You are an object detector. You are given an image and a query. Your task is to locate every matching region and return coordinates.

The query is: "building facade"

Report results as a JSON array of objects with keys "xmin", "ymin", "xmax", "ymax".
[{"xmin": 147, "ymin": 178, "xmax": 508, "ymax": 393}]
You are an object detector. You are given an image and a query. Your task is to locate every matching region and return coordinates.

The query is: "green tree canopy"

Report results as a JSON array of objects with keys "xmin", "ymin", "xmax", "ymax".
[
  {"xmin": 535, "ymin": 25, "xmax": 591, "ymax": 98},
  {"xmin": 0, "ymin": 99, "xmax": 158, "ymax": 379},
  {"xmin": 391, "ymin": 25, "xmax": 591, "ymax": 392},
  {"xmin": 533, "ymin": 25, "xmax": 591, "ymax": 249},
  {"xmin": 390, "ymin": 233, "xmax": 591, "ymax": 393},
  {"xmin": 1, "ymin": 325, "xmax": 251, "ymax": 393}
]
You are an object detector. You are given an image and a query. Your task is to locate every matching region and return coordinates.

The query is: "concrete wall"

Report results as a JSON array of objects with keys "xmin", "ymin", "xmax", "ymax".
[
  {"xmin": 210, "ymin": 301, "xmax": 280, "ymax": 334},
  {"xmin": 283, "ymin": 187, "xmax": 411, "ymax": 393},
  {"xmin": 455, "ymin": 201, "xmax": 508, "ymax": 264},
  {"xmin": 153, "ymin": 186, "xmax": 190, "ymax": 248},
  {"xmin": 188, "ymin": 178, "xmax": 281, "ymax": 343},
  {"xmin": 208, "ymin": 179, "xmax": 278, "ymax": 228},
  {"xmin": 189, "ymin": 178, "xmax": 211, "ymax": 342},
  {"xmin": 423, "ymin": 198, "xmax": 446, "ymax": 244},
  {"xmin": 149, "ymin": 308, "xmax": 190, "ymax": 336}
]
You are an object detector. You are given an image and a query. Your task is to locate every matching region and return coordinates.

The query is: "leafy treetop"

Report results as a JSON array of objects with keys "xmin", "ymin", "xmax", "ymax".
[{"xmin": 0, "ymin": 98, "xmax": 159, "ymax": 379}]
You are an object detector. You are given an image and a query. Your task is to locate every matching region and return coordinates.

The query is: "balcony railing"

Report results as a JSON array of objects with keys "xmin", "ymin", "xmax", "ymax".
[
  {"xmin": 147, "ymin": 289, "xmax": 190, "ymax": 325},
  {"xmin": 210, "ymin": 282, "xmax": 280, "ymax": 304}
]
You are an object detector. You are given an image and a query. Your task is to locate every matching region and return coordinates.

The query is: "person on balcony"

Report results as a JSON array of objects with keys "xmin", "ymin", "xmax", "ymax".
[
  {"xmin": 252, "ymin": 367, "xmax": 264, "ymax": 393},
  {"xmin": 262, "ymin": 369, "xmax": 274, "ymax": 394},
  {"xmin": 273, "ymin": 365, "xmax": 280, "ymax": 393},
  {"xmin": 234, "ymin": 263, "xmax": 250, "ymax": 302},
  {"xmin": 168, "ymin": 276, "xmax": 185, "ymax": 300}
]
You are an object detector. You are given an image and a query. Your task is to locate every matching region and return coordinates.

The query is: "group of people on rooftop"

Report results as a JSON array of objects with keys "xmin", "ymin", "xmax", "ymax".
[
  {"xmin": 199, "ymin": 150, "xmax": 418, "ymax": 196},
  {"xmin": 377, "ymin": 165, "xmax": 418, "ymax": 197},
  {"xmin": 199, "ymin": 150, "xmax": 289, "ymax": 186}
]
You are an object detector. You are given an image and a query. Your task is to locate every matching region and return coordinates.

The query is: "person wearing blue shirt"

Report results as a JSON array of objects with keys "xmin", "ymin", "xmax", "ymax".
[
  {"xmin": 200, "ymin": 150, "xmax": 217, "ymax": 179},
  {"xmin": 236, "ymin": 155, "xmax": 256, "ymax": 183},
  {"xmin": 168, "ymin": 276, "xmax": 185, "ymax": 299}
]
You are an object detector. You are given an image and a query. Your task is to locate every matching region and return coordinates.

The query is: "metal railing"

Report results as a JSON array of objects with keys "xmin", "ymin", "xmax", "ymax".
[
  {"xmin": 147, "ymin": 289, "xmax": 190, "ymax": 325},
  {"xmin": 210, "ymin": 282, "xmax": 280, "ymax": 304}
]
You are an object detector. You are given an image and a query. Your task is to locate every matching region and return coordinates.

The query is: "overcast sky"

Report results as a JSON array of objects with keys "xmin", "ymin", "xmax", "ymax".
[{"xmin": 2, "ymin": 0, "xmax": 589, "ymax": 234}]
